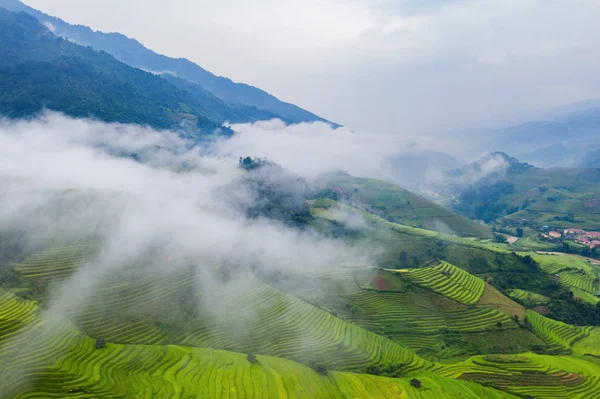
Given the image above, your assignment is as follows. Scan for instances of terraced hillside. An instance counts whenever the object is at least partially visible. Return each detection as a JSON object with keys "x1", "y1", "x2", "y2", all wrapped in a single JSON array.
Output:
[
  {"x1": 3, "y1": 240, "x2": 600, "y2": 397},
  {"x1": 508, "y1": 289, "x2": 549, "y2": 306},
  {"x1": 455, "y1": 166, "x2": 600, "y2": 231},
  {"x1": 310, "y1": 199, "x2": 538, "y2": 273},
  {"x1": 321, "y1": 173, "x2": 493, "y2": 238},
  {"x1": 444, "y1": 353, "x2": 600, "y2": 399},
  {"x1": 10, "y1": 247, "x2": 432, "y2": 375},
  {"x1": 278, "y1": 266, "x2": 543, "y2": 361},
  {"x1": 0, "y1": 296, "x2": 514, "y2": 399},
  {"x1": 532, "y1": 252, "x2": 600, "y2": 303},
  {"x1": 526, "y1": 310, "x2": 593, "y2": 354},
  {"x1": 401, "y1": 261, "x2": 485, "y2": 305}
]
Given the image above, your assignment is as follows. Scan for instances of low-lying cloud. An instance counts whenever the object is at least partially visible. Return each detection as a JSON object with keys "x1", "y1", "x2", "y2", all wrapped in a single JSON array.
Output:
[
  {"x1": 0, "y1": 113, "x2": 392, "y2": 393},
  {"x1": 0, "y1": 113, "x2": 381, "y2": 322},
  {"x1": 219, "y1": 118, "x2": 462, "y2": 180}
]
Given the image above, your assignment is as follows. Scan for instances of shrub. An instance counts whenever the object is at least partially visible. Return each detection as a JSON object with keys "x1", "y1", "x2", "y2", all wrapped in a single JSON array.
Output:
[
  {"x1": 247, "y1": 353, "x2": 258, "y2": 364},
  {"x1": 410, "y1": 379, "x2": 422, "y2": 388}
]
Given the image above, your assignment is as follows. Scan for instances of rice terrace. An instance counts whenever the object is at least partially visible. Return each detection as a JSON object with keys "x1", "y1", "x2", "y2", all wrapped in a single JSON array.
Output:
[{"x1": 1, "y1": 0, "x2": 600, "y2": 398}]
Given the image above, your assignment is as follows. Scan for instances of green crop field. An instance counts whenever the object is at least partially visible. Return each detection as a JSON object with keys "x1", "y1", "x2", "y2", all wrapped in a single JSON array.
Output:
[
  {"x1": 1, "y1": 197, "x2": 600, "y2": 397},
  {"x1": 508, "y1": 289, "x2": 549, "y2": 306},
  {"x1": 529, "y1": 252, "x2": 600, "y2": 303},
  {"x1": 322, "y1": 173, "x2": 493, "y2": 239},
  {"x1": 525, "y1": 310, "x2": 593, "y2": 354},
  {"x1": 451, "y1": 166, "x2": 600, "y2": 231},
  {"x1": 401, "y1": 261, "x2": 485, "y2": 305}
]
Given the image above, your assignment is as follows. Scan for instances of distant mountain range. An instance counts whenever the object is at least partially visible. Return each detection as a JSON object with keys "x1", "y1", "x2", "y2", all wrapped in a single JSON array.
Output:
[
  {"x1": 0, "y1": 0, "x2": 333, "y2": 126},
  {"x1": 1, "y1": 8, "x2": 274, "y2": 135},
  {"x1": 480, "y1": 106, "x2": 600, "y2": 168}
]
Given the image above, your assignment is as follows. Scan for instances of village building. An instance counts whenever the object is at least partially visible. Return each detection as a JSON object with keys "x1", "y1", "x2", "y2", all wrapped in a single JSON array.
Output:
[
  {"x1": 564, "y1": 228, "x2": 586, "y2": 236},
  {"x1": 576, "y1": 237, "x2": 591, "y2": 245},
  {"x1": 549, "y1": 231, "x2": 562, "y2": 239}
]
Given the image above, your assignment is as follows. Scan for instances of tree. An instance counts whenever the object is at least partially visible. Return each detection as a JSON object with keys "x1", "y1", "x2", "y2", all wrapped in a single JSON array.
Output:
[
  {"x1": 365, "y1": 365, "x2": 382, "y2": 376},
  {"x1": 410, "y1": 379, "x2": 422, "y2": 388},
  {"x1": 309, "y1": 363, "x2": 328, "y2": 376},
  {"x1": 247, "y1": 353, "x2": 258, "y2": 364},
  {"x1": 516, "y1": 228, "x2": 524, "y2": 238},
  {"x1": 495, "y1": 234, "x2": 508, "y2": 244}
]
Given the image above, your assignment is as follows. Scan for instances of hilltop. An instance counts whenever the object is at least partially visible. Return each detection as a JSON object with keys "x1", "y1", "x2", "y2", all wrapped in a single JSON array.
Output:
[{"x1": 320, "y1": 172, "x2": 493, "y2": 239}]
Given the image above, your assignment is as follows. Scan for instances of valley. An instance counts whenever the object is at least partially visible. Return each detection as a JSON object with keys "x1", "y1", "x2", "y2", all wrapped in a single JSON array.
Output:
[{"x1": 0, "y1": 1, "x2": 599, "y2": 398}]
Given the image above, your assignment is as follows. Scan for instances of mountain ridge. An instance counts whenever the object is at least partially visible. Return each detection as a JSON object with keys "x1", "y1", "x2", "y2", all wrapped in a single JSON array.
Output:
[
  {"x1": 0, "y1": 8, "x2": 293, "y2": 136},
  {"x1": 0, "y1": 0, "x2": 335, "y2": 126}
]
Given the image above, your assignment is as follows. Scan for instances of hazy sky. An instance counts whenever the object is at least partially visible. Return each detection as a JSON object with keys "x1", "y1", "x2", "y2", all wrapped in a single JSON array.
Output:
[{"x1": 24, "y1": 0, "x2": 600, "y2": 133}]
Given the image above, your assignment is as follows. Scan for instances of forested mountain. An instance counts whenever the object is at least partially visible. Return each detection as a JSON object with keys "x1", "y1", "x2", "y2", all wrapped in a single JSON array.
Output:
[
  {"x1": 0, "y1": 8, "x2": 287, "y2": 135},
  {"x1": 448, "y1": 153, "x2": 600, "y2": 230},
  {"x1": 0, "y1": 0, "x2": 333, "y2": 125}
]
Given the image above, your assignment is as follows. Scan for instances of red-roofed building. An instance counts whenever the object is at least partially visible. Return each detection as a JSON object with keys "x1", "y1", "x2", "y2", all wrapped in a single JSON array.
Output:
[{"x1": 576, "y1": 237, "x2": 591, "y2": 245}]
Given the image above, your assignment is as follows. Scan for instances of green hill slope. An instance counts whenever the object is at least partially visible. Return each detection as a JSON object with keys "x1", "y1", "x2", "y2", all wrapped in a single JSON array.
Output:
[
  {"x1": 0, "y1": 293, "x2": 516, "y2": 399},
  {"x1": 0, "y1": 0, "x2": 333, "y2": 125},
  {"x1": 0, "y1": 8, "x2": 281, "y2": 135},
  {"x1": 4, "y1": 243, "x2": 600, "y2": 398},
  {"x1": 322, "y1": 174, "x2": 493, "y2": 239},
  {"x1": 452, "y1": 163, "x2": 600, "y2": 231}
]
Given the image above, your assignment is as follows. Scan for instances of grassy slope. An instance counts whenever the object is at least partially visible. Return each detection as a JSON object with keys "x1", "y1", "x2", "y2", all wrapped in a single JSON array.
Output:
[
  {"x1": 531, "y1": 252, "x2": 600, "y2": 304},
  {"x1": 494, "y1": 168, "x2": 600, "y2": 230},
  {"x1": 324, "y1": 174, "x2": 493, "y2": 239},
  {"x1": 311, "y1": 199, "x2": 541, "y2": 277},
  {"x1": 280, "y1": 266, "x2": 542, "y2": 361},
  {"x1": 10, "y1": 247, "x2": 432, "y2": 375},
  {"x1": 3, "y1": 243, "x2": 600, "y2": 397},
  {"x1": 0, "y1": 294, "x2": 512, "y2": 399},
  {"x1": 508, "y1": 289, "x2": 549, "y2": 307}
]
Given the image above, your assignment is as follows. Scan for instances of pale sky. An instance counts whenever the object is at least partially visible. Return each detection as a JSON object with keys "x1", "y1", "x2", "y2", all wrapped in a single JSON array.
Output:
[{"x1": 24, "y1": 0, "x2": 600, "y2": 133}]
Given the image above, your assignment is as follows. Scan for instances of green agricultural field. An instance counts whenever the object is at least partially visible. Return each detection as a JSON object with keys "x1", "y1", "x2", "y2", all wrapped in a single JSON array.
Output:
[
  {"x1": 572, "y1": 327, "x2": 600, "y2": 357},
  {"x1": 2, "y1": 208, "x2": 600, "y2": 397},
  {"x1": 512, "y1": 234, "x2": 559, "y2": 251},
  {"x1": 442, "y1": 352, "x2": 600, "y2": 398},
  {"x1": 525, "y1": 310, "x2": 593, "y2": 354},
  {"x1": 0, "y1": 298, "x2": 515, "y2": 399},
  {"x1": 530, "y1": 252, "x2": 600, "y2": 303},
  {"x1": 458, "y1": 167, "x2": 600, "y2": 231},
  {"x1": 322, "y1": 173, "x2": 493, "y2": 238},
  {"x1": 401, "y1": 261, "x2": 486, "y2": 305},
  {"x1": 508, "y1": 289, "x2": 549, "y2": 306}
]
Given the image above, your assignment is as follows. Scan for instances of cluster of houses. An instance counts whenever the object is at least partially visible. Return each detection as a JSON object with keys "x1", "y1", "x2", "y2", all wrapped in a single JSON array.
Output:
[{"x1": 564, "y1": 229, "x2": 600, "y2": 248}]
